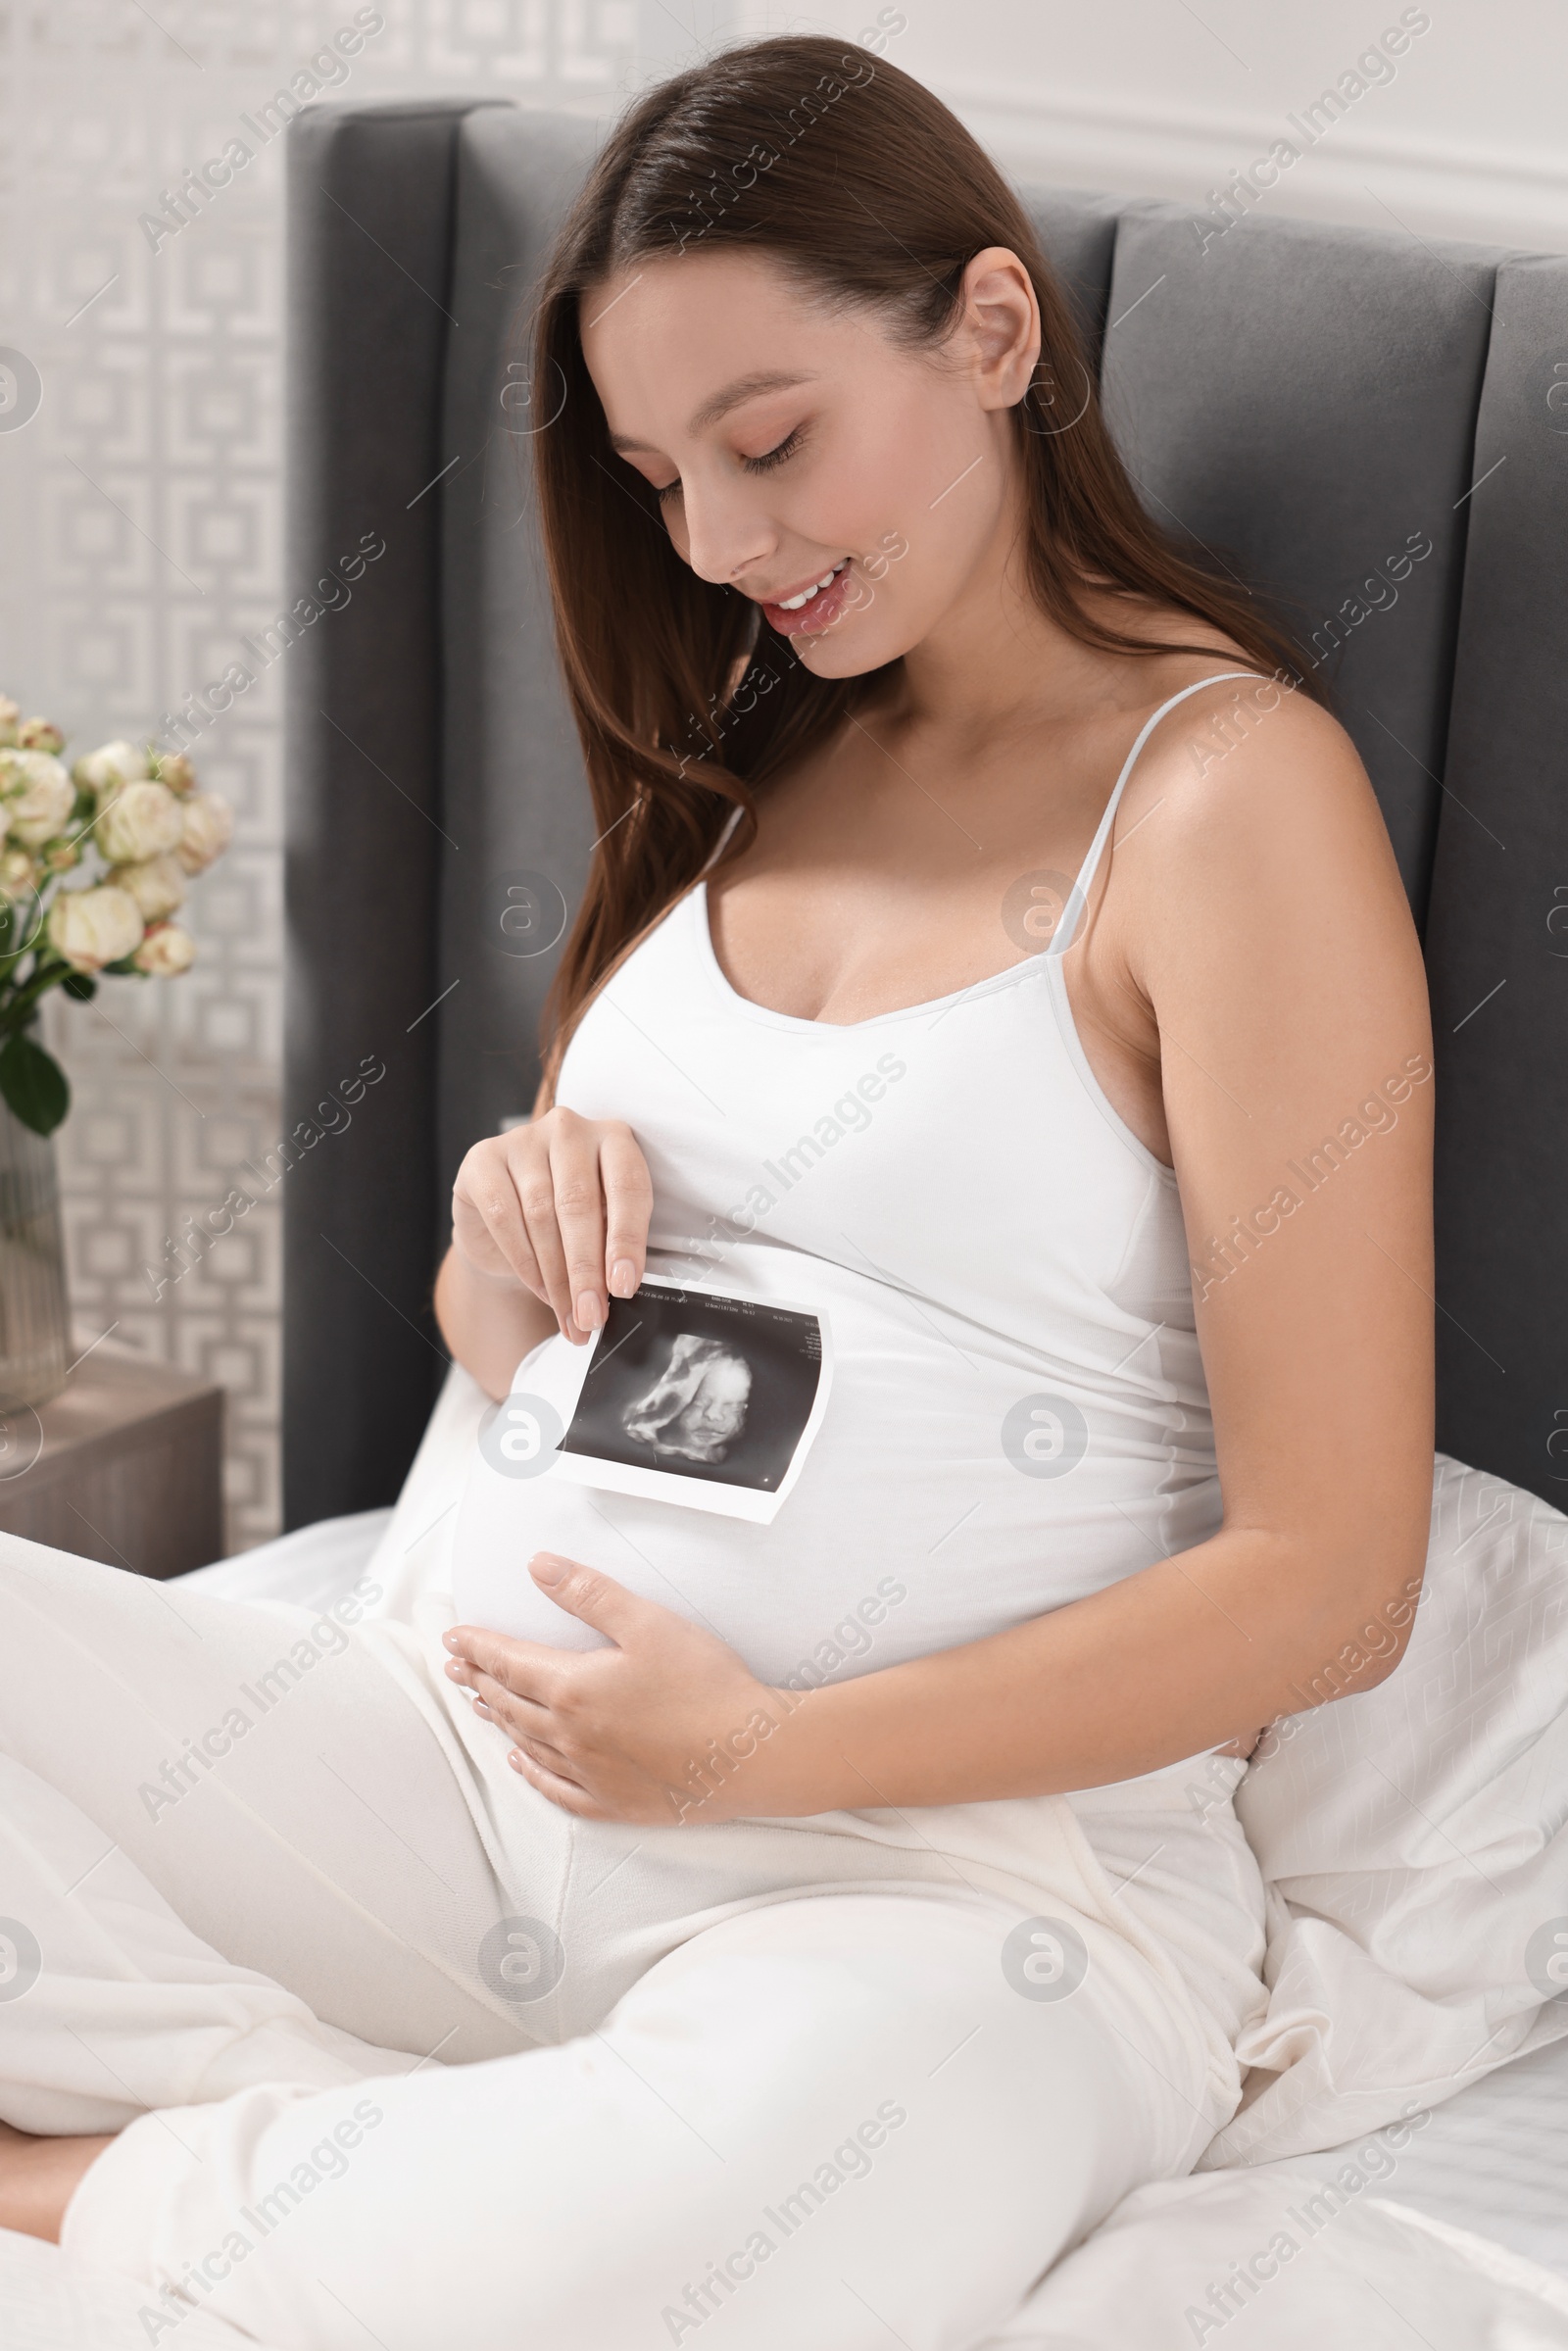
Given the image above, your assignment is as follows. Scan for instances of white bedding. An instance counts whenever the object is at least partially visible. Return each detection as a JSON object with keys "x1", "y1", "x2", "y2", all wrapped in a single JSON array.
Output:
[
  {"x1": 7, "y1": 1369, "x2": 1568, "y2": 2346},
  {"x1": 1207, "y1": 1452, "x2": 1568, "y2": 2170},
  {"x1": 1355, "y1": 2026, "x2": 1568, "y2": 2278},
  {"x1": 990, "y1": 2168, "x2": 1568, "y2": 2347}
]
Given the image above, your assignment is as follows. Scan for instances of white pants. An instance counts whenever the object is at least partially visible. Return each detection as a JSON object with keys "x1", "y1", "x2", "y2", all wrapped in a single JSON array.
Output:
[{"x1": 0, "y1": 1533, "x2": 1267, "y2": 2351}]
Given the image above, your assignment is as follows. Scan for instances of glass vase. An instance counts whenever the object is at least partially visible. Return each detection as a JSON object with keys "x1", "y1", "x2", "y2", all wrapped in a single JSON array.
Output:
[{"x1": 0, "y1": 1099, "x2": 70, "y2": 1410}]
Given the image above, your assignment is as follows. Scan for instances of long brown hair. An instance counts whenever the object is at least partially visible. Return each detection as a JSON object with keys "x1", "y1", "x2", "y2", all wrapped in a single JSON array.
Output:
[{"x1": 530, "y1": 34, "x2": 1320, "y2": 1102}]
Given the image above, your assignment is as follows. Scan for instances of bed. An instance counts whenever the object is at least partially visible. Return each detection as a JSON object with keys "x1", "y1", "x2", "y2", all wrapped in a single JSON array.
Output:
[{"x1": 6, "y1": 1361, "x2": 1568, "y2": 2345}]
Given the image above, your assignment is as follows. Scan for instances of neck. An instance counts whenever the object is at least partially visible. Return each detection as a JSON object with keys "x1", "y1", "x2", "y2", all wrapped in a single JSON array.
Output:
[{"x1": 883, "y1": 464, "x2": 1125, "y2": 743}]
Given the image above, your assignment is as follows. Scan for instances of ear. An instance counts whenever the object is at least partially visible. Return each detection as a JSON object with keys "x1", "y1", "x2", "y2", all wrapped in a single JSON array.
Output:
[{"x1": 955, "y1": 245, "x2": 1041, "y2": 413}]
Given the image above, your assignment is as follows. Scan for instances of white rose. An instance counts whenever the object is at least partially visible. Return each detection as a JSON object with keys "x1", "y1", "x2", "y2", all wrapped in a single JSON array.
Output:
[
  {"x1": 174, "y1": 789, "x2": 234, "y2": 875},
  {"x1": 95, "y1": 779, "x2": 183, "y2": 865},
  {"x1": 112, "y1": 854, "x2": 187, "y2": 921},
  {"x1": 48, "y1": 884, "x2": 144, "y2": 972},
  {"x1": 72, "y1": 739, "x2": 149, "y2": 794},
  {"x1": 0, "y1": 750, "x2": 76, "y2": 847},
  {"x1": 132, "y1": 921, "x2": 195, "y2": 977},
  {"x1": 0, "y1": 698, "x2": 19, "y2": 748},
  {"x1": 0, "y1": 848, "x2": 37, "y2": 898},
  {"x1": 153, "y1": 751, "x2": 197, "y2": 796}
]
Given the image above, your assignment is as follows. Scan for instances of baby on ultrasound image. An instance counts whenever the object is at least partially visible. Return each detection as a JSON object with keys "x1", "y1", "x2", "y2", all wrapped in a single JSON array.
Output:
[
  {"x1": 622, "y1": 1334, "x2": 754, "y2": 1463},
  {"x1": 560, "y1": 1281, "x2": 824, "y2": 1495}
]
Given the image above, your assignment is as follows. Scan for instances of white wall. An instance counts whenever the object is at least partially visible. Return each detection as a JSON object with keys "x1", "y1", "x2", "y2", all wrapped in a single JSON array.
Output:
[{"x1": 743, "y1": 0, "x2": 1568, "y2": 251}]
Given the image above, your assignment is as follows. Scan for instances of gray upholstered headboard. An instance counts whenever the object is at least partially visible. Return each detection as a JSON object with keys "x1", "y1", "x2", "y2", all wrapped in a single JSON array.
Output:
[{"x1": 280, "y1": 97, "x2": 1568, "y2": 1531}]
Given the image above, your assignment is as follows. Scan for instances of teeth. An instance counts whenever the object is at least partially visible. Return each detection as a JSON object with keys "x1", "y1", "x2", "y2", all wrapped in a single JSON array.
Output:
[{"x1": 776, "y1": 563, "x2": 846, "y2": 612}]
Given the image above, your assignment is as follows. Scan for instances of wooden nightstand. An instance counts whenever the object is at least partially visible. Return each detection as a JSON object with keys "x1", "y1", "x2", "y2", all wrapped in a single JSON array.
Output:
[{"x1": 0, "y1": 1331, "x2": 224, "y2": 1579}]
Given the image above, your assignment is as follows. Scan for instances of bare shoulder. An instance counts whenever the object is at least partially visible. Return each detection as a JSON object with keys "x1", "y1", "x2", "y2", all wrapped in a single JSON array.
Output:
[
  {"x1": 1108, "y1": 663, "x2": 1411, "y2": 971},
  {"x1": 1071, "y1": 601, "x2": 1377, "y2": 868},
  {"x1": 1138, "y1": 664, "x2": 1370, "y2": 822}
]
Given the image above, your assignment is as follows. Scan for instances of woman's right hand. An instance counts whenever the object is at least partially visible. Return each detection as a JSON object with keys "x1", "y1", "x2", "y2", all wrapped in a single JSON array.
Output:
[{"x1": 450, "y1": 1108, "x2": 654, "y2": 1346}]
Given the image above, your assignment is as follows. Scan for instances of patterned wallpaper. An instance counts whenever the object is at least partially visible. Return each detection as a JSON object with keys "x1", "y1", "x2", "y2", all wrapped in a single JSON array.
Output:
[{"x1": 0, "y1": 0, "x2": 726, "y2": 1551}]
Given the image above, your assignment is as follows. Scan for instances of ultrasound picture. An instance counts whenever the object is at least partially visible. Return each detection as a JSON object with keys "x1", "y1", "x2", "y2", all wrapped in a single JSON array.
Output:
[{"x1": 558, "y1": 1281, "x2": 825, "y2": 1498}]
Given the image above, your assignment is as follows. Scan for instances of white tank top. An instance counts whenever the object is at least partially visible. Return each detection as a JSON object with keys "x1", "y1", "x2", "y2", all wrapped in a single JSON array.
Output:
[{"x1": 453, "y1": 673, "x2": 1260, "y2": 1684}]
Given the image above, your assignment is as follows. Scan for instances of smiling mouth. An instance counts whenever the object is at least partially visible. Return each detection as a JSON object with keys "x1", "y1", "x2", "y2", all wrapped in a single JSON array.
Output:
[
  {"x1": 758, "y1": 559, "x2": 858, "y2": 639},
  {"x1": 770, "y1": 559, "x2": 850, "y2": 612}
]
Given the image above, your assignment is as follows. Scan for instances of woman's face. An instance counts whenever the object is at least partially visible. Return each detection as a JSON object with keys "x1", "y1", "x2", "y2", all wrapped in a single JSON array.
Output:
[{"x1": 579, "y1": 245, "x2": 1039, "y2": 679}]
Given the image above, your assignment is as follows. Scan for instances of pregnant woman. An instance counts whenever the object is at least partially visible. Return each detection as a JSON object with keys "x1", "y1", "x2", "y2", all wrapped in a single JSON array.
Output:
[{"x1": 0, "y1": 35, "x2": 1434, "y2": 2351}]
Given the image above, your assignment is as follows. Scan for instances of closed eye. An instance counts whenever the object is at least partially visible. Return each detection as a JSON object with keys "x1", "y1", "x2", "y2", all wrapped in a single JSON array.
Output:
[
  {"x1": 651, "y1": 423, "x2": 806, "y2": 505},
  {"x1": 743, "y1": 426, "x2": 805, "y2": 475}
]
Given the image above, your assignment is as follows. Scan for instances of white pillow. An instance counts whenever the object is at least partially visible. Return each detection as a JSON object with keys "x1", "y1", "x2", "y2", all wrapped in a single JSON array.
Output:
[{"x1": 1200, "y1": 1452, "x2": 1568, "y2": 2167}]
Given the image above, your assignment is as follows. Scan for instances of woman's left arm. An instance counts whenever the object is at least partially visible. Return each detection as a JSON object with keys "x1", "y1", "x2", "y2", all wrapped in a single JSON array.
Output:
[{"x1": 446, "y1": 691, "x2": 1437, "y2": 1819}]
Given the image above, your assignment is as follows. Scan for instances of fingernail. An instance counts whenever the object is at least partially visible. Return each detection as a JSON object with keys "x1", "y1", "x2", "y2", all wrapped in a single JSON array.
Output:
[
  {"x1": 442, "y1": 1631, "x2": 461, "y2": 1651},
  {"x1": 575, "y1": 1291, "x2": 603, "y2": 1332},
  {"x1": 530, "y1": 1552, "x2": 565, "y2": 1585},
  {"x1": 610, "y1": 1259, "x2": 638, "y2": 1298}
]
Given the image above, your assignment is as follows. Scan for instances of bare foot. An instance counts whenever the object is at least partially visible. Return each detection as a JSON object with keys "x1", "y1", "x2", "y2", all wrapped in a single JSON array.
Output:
[{"x1": 0, "y1": 2118, "x2": 117, "y2": 2243}]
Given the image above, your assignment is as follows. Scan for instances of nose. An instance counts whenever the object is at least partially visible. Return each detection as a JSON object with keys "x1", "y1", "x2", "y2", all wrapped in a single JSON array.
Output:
[{"x1": 674, "y1": 471, "x2": 777, "y2": 590}]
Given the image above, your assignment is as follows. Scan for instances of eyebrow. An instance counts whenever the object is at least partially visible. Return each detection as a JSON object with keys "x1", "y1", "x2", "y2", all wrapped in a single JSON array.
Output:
[{"x1": 606, "y1": 369, "x2": 817, "y2": 455}]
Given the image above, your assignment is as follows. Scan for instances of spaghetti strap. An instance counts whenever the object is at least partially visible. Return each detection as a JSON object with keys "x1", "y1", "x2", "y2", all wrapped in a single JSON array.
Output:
[{"x1": 1044, "y1": 669, "x2": 1263, "y2": 958}]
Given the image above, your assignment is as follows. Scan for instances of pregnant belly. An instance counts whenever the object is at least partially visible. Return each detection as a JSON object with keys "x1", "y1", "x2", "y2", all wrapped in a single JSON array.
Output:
[{"x1": 450, "y1": 1247, "x2": 1220, "y2": 1688}]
